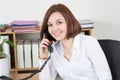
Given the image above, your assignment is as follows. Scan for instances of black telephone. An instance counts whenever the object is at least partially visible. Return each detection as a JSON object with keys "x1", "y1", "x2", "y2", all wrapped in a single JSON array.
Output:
[
  {"x1": 47, "y1": 44, "x2": 53, "y2": 53},
  {"x1": 44, "y1": 31, "x2": 53, "y2": 53}
]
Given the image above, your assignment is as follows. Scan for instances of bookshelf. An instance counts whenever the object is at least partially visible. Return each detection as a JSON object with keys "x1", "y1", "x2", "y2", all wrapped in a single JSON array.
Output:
[{"x1": 0, "y1": 26, "x2": 93, "y2": 73}]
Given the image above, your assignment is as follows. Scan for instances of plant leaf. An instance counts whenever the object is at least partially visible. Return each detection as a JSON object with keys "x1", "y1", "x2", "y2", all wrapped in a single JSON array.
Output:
[
  {"x1": 0, "y1": 44, "x2": 3, "y2": 53},
  {"x1": 4, "y1": 39, "x2": 14, "y2": 47}
]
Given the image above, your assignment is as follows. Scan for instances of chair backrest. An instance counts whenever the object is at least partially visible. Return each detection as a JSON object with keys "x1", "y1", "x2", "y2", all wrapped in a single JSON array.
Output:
[{"x1": 98, "y1": 39, "x2": 120, "y2": 80}]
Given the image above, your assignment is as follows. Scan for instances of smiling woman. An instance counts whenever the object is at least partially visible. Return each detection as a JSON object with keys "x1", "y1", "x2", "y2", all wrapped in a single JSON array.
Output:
[{"x1": 39, "y1": 3, "x2": 112, "y2": 80}]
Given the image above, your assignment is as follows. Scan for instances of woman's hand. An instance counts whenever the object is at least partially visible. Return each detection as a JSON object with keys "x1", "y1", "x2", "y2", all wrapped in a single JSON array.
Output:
[{"x1": 39, "y1": 39, "x2": 50, "y2": 59}]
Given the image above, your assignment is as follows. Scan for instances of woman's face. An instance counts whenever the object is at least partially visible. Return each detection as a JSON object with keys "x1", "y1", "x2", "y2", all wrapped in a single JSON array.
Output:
[{"x1": 47, "y1": 12, "x2": 67, "y2": 41}]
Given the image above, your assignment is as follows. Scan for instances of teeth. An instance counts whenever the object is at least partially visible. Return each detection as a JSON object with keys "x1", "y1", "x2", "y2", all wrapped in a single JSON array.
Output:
[{"x1": 54, "y1": 32, "x2": 61, "y2": 36}]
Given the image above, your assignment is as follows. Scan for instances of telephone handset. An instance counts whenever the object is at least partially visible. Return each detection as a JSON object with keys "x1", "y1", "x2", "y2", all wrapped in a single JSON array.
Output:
[{"x1": 44, "y1": 31, "x2": 53, "y2": 53}]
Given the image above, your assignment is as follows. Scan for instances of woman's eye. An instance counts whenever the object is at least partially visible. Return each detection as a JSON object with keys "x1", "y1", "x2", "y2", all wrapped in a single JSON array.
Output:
[
  {"x1": 57, "y1": 21, "x2": 62, "y2": 25},
  {"x1": 48, "y1": 24, "x2": 52, "y2": 27}
]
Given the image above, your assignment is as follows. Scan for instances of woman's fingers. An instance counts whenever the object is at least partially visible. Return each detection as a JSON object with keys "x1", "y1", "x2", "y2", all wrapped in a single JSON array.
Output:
[
  {"x1": 41, "y1": 39, "x2": 49, "y2": 46},
  {"x1": 39, "y1": 39, "x2": 50, "y2": 58}
]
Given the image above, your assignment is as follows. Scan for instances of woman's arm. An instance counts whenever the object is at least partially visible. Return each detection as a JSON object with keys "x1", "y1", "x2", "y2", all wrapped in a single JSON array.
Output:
[
  {"x1": 39, "y1": 59, "x2": 51, "y2": 80},
  {"x1": 39, "y1": 38, "x2": 57, "y2": 80},
  {"x1": 39, "y1": 58, "x2": 57, "y2": 80}
]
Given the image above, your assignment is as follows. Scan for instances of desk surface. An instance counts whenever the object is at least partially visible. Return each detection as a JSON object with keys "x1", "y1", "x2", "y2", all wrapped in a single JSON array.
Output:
[{"x1": 10, "y1": 72, "x2": 39, "y2": 80}]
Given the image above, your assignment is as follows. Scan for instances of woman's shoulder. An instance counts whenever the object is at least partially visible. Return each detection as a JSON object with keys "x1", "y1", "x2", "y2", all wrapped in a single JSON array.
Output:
[
  {"x1": 74, "y1": 33, "x2": 98, "y2": 46},
  {"x1": 73, "y1": 33, "x2": 99, "y2": 50}
]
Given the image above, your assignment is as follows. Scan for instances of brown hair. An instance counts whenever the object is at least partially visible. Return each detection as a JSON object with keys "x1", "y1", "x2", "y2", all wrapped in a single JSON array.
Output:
[{"x1": 40, "y1": 3, "x2": 81, "y2": 41}]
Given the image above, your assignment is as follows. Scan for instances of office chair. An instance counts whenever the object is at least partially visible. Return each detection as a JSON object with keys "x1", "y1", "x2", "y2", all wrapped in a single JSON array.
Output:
[{"x1": 98, "y1": 39, "x2": 120, "y2": 80}]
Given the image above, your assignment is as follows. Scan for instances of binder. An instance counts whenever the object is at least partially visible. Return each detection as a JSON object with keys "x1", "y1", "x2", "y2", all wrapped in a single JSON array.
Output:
[
  {"x1": 17, "y1": 40, "x2": 24, "y2": 68},
  {"x1": 23, "y1": 40, "x2": 32, "y2": 68},
  {"x1": 31, "y1": 40, "x2": 39, "y2": 67}
]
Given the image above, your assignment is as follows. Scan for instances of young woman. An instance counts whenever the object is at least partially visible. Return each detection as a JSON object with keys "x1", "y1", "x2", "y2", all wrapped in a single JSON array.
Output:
[{"x1": 39, "y1": 3, "x2": 112, "y2": 80}]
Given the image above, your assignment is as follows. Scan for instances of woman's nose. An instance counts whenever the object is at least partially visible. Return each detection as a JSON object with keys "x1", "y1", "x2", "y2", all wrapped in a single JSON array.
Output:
[{"x1": 52, "y1": 24, "x2": 58, "y2": 31}]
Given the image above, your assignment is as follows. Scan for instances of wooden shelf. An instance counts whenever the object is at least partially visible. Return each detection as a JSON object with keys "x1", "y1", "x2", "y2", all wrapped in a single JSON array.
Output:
[
  {"x1": 17, "y1": 67, "x2": 39, "y2": 71},
  {"x1": 10, "y1": 72, "x2": 39, "y2": 80}
]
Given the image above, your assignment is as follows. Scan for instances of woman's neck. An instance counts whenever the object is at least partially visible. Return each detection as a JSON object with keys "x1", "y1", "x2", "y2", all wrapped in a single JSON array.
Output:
[
  {"x1": 61, "y1": 38, "x2": 74, "y2": 50},
  {"x1": 61, "y1": 38, "x2": 74, "y2": 61}
]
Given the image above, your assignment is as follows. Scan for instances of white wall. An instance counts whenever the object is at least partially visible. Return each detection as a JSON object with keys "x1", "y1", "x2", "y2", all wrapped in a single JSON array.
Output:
[{"x1": 0, "y1": 0, "x2": 120, "y2": 40}]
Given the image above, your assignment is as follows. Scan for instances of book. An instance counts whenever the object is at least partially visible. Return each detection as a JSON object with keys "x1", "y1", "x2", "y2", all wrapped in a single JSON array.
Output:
[
  {"x1": 11, "y1": 25, "x2": 38, "y2": 28},
  {"x1": 16, "y1": 40, "x2": 24, "y2": 68},
  {"x1": 31, "y1": 40, "x2": 39, "y2": 67},
  {"x1": 11, "y1": 26, "x2": 39, "y2": 33},
  {"x1": 11, "y1": 20, "x2": 38, "y2": 26},
  {"x1": 12, "y1": 28, "x2": 39, "y2": 33},
  {"x1": 78, "y1": 19, "x2": 94, "y2": 28},
  {"x1": 23, "y1": 40, "x2": 32, "y2": 68}
]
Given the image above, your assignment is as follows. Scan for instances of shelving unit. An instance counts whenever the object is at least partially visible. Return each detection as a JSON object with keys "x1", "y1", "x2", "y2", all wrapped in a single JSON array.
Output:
[
  {"x1": 0, "y1": 27, "x2": 93, "y2": 73},
  {"x1": 82, "y1": 28, "x2": 93, "y2": 35}
]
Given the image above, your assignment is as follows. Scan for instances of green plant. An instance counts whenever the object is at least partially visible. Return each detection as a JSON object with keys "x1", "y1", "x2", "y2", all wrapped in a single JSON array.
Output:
[{"x1": 0, "y1": 34, "x2": 14, "y2": 59}]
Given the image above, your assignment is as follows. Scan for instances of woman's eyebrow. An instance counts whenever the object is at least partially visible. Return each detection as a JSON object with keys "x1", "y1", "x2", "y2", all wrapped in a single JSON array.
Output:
[
  {"x1": 48, "y1": 19, "x2": 63, "y2": 23},
  {"x1": 56, "y1": 19, "x2": 63, "y2": 21}
]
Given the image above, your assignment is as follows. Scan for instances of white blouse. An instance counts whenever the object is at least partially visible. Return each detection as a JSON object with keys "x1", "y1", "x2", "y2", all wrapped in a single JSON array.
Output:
[{"x1": 39, "y1": 34, "x2": 112, "y2": 80}]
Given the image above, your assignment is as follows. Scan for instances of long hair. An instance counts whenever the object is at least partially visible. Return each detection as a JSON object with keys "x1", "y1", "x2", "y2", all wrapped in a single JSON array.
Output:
[{"x1": 40, "y1": 3, "x2": 81, "y2": 41}]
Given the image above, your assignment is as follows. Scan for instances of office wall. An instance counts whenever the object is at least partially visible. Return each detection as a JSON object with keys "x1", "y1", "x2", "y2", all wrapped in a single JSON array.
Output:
[{"x1": 0, "y1": 0, "x2": 120, "y2": 40}]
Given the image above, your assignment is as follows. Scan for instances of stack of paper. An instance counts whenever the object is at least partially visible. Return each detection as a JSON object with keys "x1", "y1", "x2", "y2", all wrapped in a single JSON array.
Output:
[
  {"x1": 10, "y1": 21, "x2": 39, "y2": 33},
  {"x1": 78, "y1": 19, "x2": 94, "y2": 28}
]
